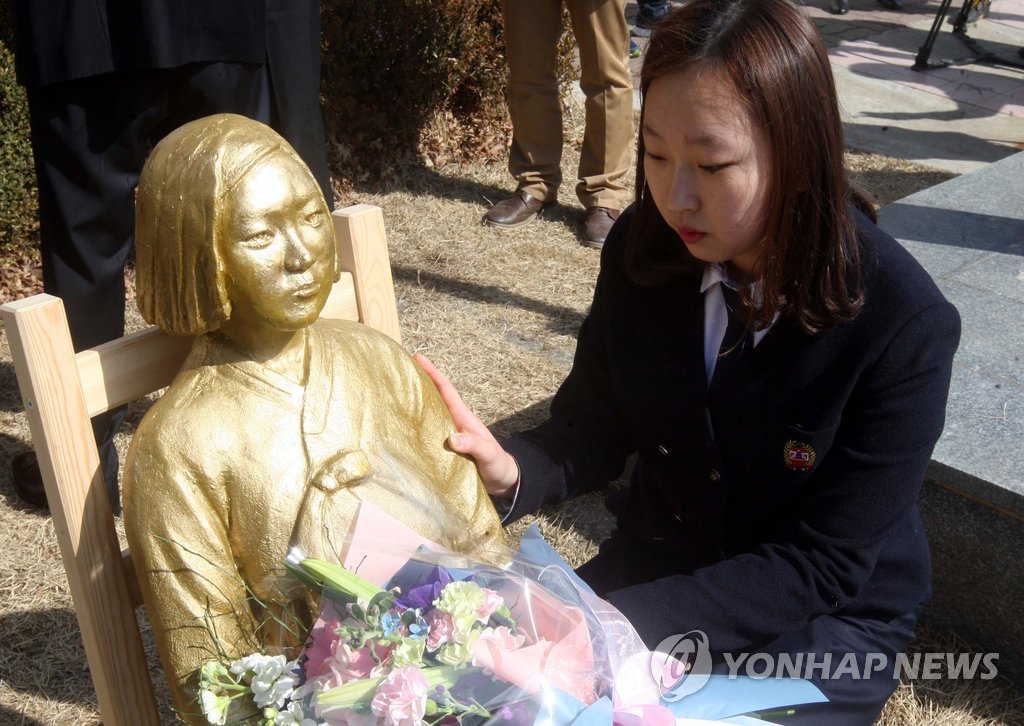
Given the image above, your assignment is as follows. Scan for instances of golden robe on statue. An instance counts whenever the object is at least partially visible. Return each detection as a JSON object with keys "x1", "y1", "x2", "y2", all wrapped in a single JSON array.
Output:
[{"x1": 124, "y1": 320, "x2": 503, "y2": 719}]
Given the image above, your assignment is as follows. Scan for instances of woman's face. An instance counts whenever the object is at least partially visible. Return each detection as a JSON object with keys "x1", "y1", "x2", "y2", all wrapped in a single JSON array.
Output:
[
  {"x1": 642, "y1": 66, "x2": 772, "y2": 281},
  {"x1": 220, "y1": 150, "x2": 334, "y2": 332}
]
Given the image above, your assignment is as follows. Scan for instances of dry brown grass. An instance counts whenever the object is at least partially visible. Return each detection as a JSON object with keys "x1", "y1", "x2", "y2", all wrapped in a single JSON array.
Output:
[{"x1": 0, "y1": 101, "x2": 1018, "y2": 724}]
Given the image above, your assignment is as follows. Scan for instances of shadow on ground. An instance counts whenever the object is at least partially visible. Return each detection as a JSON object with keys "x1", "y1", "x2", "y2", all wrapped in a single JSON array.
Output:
[
  {"x1": 0, "y1": 608, "x2": 96, "y2": 707},
  {"x1": 391, "y1": 265, "x2": 587, "y2": 339}
]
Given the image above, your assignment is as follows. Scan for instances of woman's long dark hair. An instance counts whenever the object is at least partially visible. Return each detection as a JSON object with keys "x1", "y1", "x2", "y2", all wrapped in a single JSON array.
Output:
[{"x1": 627, "y1": 0, "x2": 872, "y2": 333}]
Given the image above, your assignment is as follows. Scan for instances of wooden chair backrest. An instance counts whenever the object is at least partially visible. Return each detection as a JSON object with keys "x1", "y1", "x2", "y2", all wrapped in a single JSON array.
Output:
[{"x1": 1, "y1": 204, "x2": 400, "y2": 724}]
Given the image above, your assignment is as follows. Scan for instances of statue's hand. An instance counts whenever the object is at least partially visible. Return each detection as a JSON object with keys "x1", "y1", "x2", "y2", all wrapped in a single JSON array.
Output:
[{"x1": 414, "y1": 353, "x2": 519, "y2": 499}]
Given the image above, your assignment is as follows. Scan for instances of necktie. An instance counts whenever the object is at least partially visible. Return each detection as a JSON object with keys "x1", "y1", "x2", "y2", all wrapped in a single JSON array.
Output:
[{"x1": 711, "y1": 284, "x2": 749, "y2": 391}]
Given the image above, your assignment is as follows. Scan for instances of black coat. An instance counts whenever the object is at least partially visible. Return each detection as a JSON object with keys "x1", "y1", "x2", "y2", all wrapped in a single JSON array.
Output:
[
  {"x1": 12, "y1": 0, "x2": 266, "y2": 87},
  {"x1": 503, "y1": 206, "x2": 960, "y2": 654},
  {"x1": 12, "y1": 0, "x2": 329, "y2": 207}
]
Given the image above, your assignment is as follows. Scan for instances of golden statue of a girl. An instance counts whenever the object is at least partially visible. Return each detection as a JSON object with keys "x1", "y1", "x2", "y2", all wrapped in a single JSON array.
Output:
[{"x1": 122, "y1": 114, "x2": 504, "y2": 722}]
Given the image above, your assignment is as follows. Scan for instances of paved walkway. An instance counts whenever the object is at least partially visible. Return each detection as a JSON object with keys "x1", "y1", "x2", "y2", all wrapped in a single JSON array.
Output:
[{"x1": 628, "y1": 0, "x2": 1024, "y2": 173}]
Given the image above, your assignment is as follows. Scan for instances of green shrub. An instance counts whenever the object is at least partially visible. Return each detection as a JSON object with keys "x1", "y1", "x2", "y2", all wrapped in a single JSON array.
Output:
[
  {"x1": 320, "y1": 0, "x2": 575, "y2": 185},
  {"x1": 0, "y1": 0, "x2": 40, "y2": 260},
  {"x1": 321, "y1": 0, "x2": 505, "y2": 184}
]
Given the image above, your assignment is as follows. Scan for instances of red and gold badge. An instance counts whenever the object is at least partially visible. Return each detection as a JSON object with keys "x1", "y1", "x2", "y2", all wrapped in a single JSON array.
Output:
[{"x1": 782, "y1": 440, "x2": 816, "y2": 470}]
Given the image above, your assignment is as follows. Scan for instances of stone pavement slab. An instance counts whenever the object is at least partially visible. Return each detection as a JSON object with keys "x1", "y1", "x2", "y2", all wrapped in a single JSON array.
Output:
[
  {"x1": 879, "y1": 151, "x2": 1024, "y2": 514},
  {"x1": 879, "y1": 152, "x2": 1024, "y2": 682}
]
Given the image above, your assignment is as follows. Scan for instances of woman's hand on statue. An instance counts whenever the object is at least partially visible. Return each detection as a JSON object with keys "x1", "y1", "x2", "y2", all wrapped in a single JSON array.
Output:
[{"x1": 414, "y1": 354, "x2": 520, "y2": 499}]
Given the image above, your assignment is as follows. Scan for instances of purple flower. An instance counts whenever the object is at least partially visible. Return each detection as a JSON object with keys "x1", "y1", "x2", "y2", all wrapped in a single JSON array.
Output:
[
  {"x1": 496, "y1": 701, "x2": 535, "y2": 725},
  {"x1": 393, "y1": 566, "x2": 453, "y2": 611}
]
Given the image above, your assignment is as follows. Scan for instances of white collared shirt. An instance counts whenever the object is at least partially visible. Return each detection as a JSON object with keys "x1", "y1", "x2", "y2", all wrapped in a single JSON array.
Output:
[{"x1": 701, "y1": 263, "x2": 779, "y2": 385}]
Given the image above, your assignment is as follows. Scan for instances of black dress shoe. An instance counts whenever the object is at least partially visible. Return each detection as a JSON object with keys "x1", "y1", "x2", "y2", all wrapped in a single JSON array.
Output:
[
  {"x1": 483, "y1": 191, "x2": 552, "y2": 229},
  {"x1": 10, "y1": 451, "x2": 48, "y2": 509},
  {"x1": 10, "y1": 448, "x2": 122, "y2": 516},
  {"x1": 830, "y1": 0, "x2": 849, "y2": 15},
  {"x1": 876, "y1": 0, "x2": 902, "y2": 10}
]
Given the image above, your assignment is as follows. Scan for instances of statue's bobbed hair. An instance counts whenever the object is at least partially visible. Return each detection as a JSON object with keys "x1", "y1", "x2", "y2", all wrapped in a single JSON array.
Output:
[{"x1": 135, "y1": 113, "x2": 333, "y2": 335}]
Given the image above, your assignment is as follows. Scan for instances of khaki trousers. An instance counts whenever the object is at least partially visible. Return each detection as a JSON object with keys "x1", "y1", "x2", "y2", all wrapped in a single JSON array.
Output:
[{"x1": 502, "y1": 0, "x2": 633, "y2": 210}]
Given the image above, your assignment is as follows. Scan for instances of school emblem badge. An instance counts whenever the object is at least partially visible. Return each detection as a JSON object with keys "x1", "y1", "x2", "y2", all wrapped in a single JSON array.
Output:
[{"x1": 783, "y1": 440, "x2": 816, "y2": 470}]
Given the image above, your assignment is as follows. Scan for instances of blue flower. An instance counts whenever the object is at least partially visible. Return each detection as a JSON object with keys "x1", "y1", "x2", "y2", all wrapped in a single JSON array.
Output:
[
  {"x1": 406, "y1": 610, "x2": 429, "y2": 639},
  {"x1": 380, "y1": 609, "x2": 403, "y2": 637}
]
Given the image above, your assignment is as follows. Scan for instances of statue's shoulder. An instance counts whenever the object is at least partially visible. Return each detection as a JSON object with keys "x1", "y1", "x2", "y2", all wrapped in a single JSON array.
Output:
[
  {"x1": 311, "y1": 319, "x2": 426, "y2": 401},
  {"x1": 131, "y1": 363, "x2": 232, "y2": 448},
  {"x1": 313, "y1": 318, "x2": 410, "y2": 363}
]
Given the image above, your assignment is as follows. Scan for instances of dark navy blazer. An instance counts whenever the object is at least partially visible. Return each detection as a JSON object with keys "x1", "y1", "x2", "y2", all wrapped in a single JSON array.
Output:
[{"x1": 503, "y1": 206, "x2": 960, "y2": 654}]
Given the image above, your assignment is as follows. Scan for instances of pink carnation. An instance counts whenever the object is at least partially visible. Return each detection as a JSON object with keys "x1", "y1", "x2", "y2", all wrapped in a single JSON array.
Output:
[
  {"x1": 425, "y1": 609, "x2": 454, "y2": 652},
  {"x1": 474, "y1": 588, "x2": 504, "y2": 624},
  {"x1": 304, "y1": 616, "x2": 344, "y2": 680},
  {"x1": 333, "y1": 642, "x2": 395, "y2": 685},
  {"x1": 370, "y1": 665, "x2": 429, "y2": 726},
  {"x1": 475, "y1": 625, "x2": 525, "y2": 654},
  {"x1": 310, "y1": 636, "x2": 396, "y2": 689}
]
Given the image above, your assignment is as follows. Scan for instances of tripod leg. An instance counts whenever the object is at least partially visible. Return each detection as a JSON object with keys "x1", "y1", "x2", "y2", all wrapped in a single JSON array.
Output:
[
  {"x1": 914, "y1": 0, "x2": 957, "y2": 70},
  {"x1": 951, "y1": 0, "x2": 975, "y2": 34}
]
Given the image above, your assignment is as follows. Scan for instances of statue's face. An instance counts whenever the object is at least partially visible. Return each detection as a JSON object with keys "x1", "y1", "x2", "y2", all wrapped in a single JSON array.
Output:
[{"x1": 220, "y1": 151, "x2": 334, "y2": 333}]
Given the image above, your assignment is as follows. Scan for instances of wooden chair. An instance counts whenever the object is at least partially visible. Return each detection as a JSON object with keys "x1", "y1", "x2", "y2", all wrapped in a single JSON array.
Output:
[{"x1": 1, "y1": 205, "x2": 400, "y2": 724}]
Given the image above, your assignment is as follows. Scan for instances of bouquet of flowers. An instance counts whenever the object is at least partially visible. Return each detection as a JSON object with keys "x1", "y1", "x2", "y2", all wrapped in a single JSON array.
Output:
[
  {"x1": 291, "y1": 552, "x2": 591, "y2": 724},
  {"x1": 195, "y1": 504, "x2": 826, "y2": 725}
]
